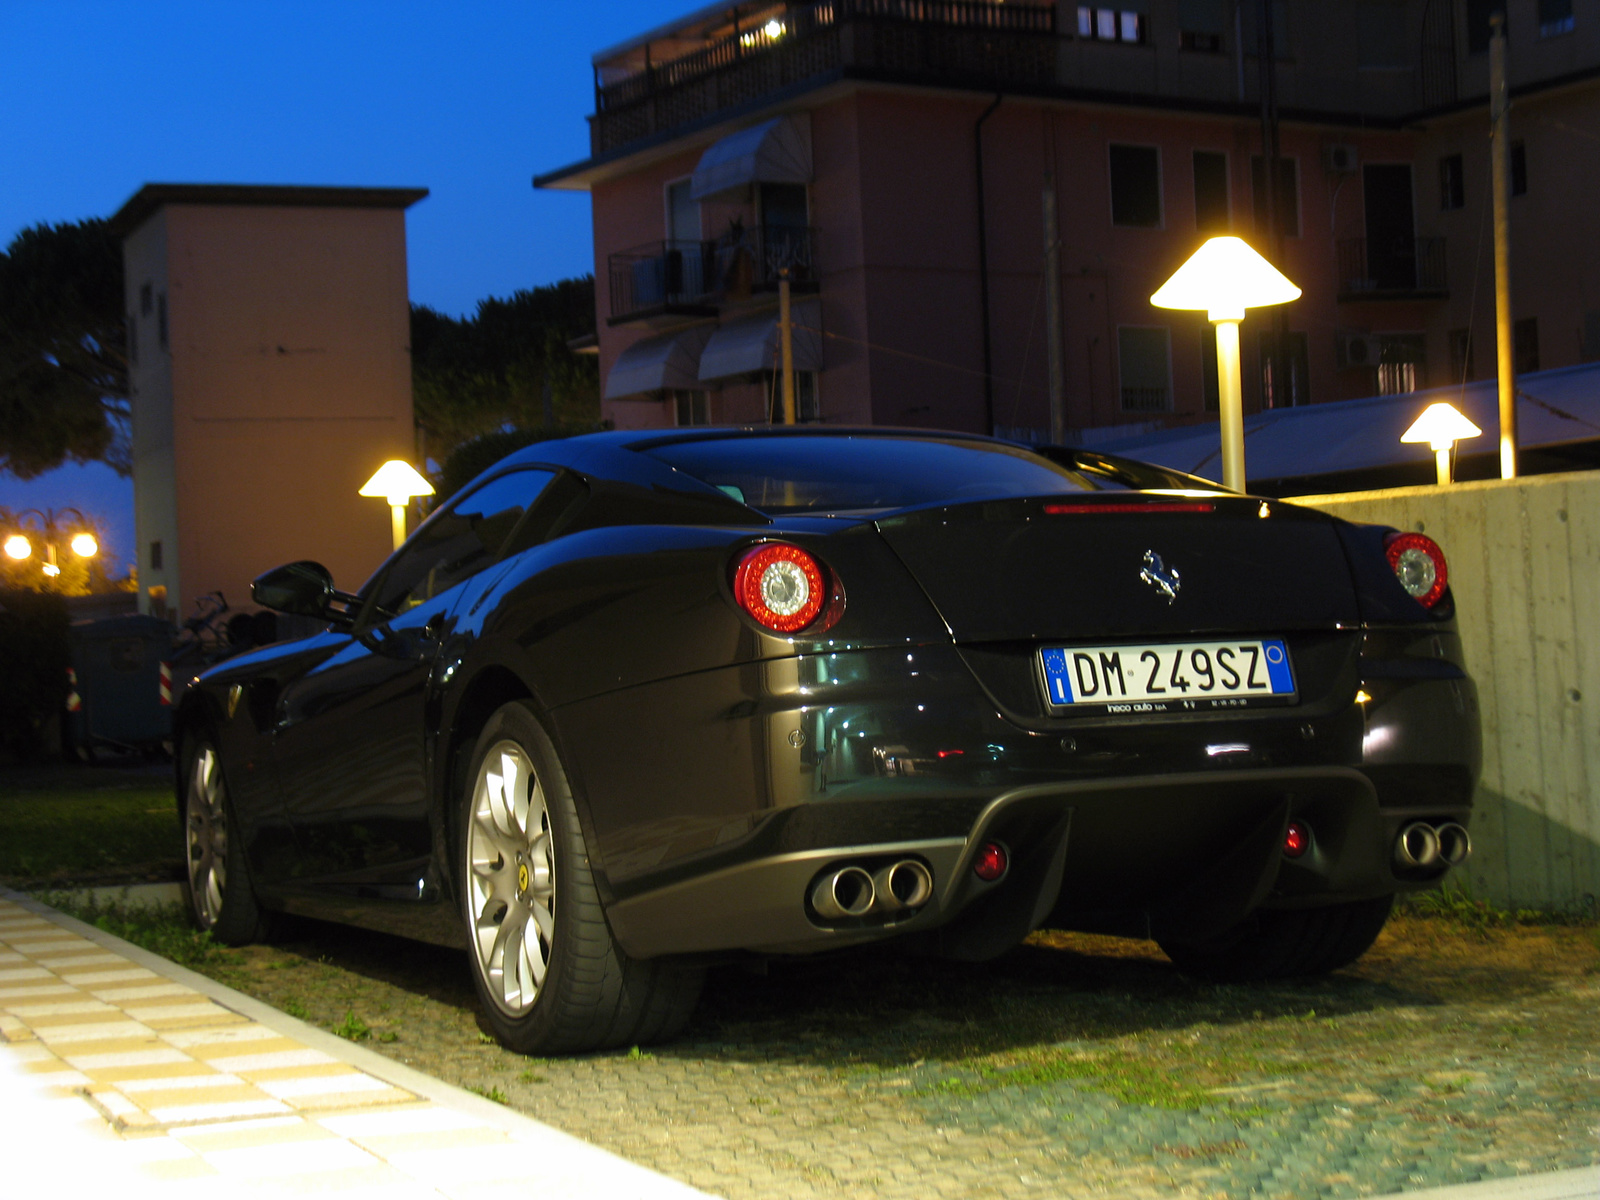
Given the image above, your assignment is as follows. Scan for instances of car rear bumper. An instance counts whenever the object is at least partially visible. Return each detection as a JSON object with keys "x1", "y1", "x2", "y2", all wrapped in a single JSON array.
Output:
[{"x1": 559, "y1": 639, "x2": 1479, "y2": 960}]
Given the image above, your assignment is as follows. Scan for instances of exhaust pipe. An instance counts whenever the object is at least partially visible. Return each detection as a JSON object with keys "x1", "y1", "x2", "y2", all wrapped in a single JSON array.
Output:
[
  {"x1": 810, "y1": 866, "x2": 875, "y2": 920},
  {"x1": 1394, "y1": 821, "x2": 1441, "y2": 870},
  {"x1": 872, "y1": 859, "x2": 934, "y2": 912},
  {"x1": 1436, "y1": 822, "x2": 1472, "y2": 866}
]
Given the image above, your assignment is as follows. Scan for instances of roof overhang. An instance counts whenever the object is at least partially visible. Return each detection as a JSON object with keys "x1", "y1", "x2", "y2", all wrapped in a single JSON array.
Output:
[{"x1": 110, "y1": 183, "x2": 429, "y2": 237}]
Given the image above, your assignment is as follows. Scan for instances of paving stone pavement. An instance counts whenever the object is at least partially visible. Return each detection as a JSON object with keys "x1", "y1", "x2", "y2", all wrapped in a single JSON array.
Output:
[
  {"x1": 4, "y1": 886, "x2": 1598, "y2": 1200},
  {"x1": 0, "y1": 892, "x2": 711, "y2": 1199}
]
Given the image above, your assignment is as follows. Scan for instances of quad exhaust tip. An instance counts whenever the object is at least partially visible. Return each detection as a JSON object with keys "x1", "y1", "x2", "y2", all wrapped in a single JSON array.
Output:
[
  {"x1": 809, "y1": 859, "x2": 934, "y2": 922},
  {"x1": 1394, "y1": 821, "x2": 1471, "y2": 871}
]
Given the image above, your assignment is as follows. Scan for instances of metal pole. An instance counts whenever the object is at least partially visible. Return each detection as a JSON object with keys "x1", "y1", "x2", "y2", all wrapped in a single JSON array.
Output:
[
  {"x1": 779, "y1": 269, "x2": 796, "y2": 425},
  {"x1": 1043, "y1": 168, "x2": 1066, "y2": 445},
  {"x1": 1435, "y1": 447, "x2": 1452, "y2": 487},
  {"x1": 389, "y1": 504, "x2": 406, "y2": 552},
  {"x1": 1215, "y1": 319, "x2": 1247, "y2": 492},
  {"x1": 1490, "y1": 13, "x2": 1518, "y2": 478}
]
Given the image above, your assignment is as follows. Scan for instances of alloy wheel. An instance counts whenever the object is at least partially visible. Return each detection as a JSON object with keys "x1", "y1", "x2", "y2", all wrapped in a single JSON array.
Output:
[
  {"x1": 466, "y1": 740, "x2": 555, "y2": 1016},
  {"x1": 185, "y1": 746, "x2": 227, "y2": 928}
]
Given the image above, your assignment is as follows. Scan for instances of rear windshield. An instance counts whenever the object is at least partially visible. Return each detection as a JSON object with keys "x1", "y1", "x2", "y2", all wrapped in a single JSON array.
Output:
[{"x1": 641, "y1": 435, "x2": 1120, "y2": 514}]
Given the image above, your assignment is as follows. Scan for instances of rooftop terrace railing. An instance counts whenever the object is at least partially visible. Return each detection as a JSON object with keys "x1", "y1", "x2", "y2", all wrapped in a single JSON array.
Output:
[{"x1": 593, "y1": 0, "x2": 1057, "y2": 154}]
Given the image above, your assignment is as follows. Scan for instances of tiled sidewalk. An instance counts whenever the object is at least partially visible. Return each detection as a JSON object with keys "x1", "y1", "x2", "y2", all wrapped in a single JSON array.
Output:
[{"x1": 0, "y1": 891, "x2": 715, "y2": 1199}]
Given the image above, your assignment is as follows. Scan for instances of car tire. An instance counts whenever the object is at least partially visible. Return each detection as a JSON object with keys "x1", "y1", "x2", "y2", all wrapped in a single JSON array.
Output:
[
  {"x1": 460, "y1": 701, "x2": 703, "y2": 1055},
  {"x1": 181, "y1": 736, "x2": 272, "y2": 946},
  {"x1": 1156, "y1": 894, "x2": 1395, "y2": 982}
]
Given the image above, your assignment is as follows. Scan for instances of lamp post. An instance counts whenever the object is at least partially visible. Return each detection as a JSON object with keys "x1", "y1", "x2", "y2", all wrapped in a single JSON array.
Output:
[
  {"x1": 1401, "y1": 402, "x2": 1482, "y2": 486},
  {"x1": 1150, "y1": 237, "x2": 1301, "y2": 492},
  {"x1": 1, "y1": 508, "x2": 99, "y2": 581},
  {"x1": 359, "y1": 461, "x2": 435, "y2": 551}
]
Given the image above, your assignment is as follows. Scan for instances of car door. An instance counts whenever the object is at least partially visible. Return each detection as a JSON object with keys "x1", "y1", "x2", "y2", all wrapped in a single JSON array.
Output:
[{"x1": 270, "y1": 468, "x2": 555, "y2": 893}]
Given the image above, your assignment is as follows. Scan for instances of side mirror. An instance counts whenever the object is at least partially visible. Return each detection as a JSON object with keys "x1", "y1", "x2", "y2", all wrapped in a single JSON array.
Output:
[{"x1": 251, "y1": 561, "x2": 338, "y2": 619}]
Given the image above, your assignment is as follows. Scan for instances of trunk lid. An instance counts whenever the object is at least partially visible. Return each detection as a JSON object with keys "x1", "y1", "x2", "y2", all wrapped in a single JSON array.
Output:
[{"x1": 874, "y1": 495, "x2": 1359, "y2": 642}]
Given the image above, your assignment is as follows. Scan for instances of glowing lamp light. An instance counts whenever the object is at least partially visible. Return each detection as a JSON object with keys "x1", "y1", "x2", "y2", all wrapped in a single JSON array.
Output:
[
  {"x1": 70, "y1": 532, "x2": 98, "y2": 558},
  {"x1": 42, "y1": 562, "x2": 61, "y2": 577},
  {"x1": 3, "y1": 534, "x2": 30, "y2": 561},
  {"x1": 1151, "y1": 237, "x2": 1302, "y2": 492},
  {"x1": 1401, "y1": 402, "x2": 1483, "y2": 485},
  {"x1": 360, "y1": 460, "x2": 435, "y2": 550},
  {"x1": 764, "y1": 18, "x2": 784, "y2": 36}
]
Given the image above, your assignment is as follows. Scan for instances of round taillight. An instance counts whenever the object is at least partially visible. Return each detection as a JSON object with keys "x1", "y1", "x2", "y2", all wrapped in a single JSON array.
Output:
[
  {"x1": 972, "y1": 842, "x2": 1008, "y2": 882},
  {"x1": 1385, "y1": 531, "x2": 1448, "y2": 609},
  {"x1": 1283, "y1": 821, "x2": 1310, "y2": 858},
  {"x1": 733, "y1": 542, "x2": 827, "y2": 633}
]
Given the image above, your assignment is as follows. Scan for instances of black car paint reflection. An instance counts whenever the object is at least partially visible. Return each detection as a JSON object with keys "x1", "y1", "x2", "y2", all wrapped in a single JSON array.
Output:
[{"x1": 179, "y1": 428, "x2": 1480, "y2": 1052}]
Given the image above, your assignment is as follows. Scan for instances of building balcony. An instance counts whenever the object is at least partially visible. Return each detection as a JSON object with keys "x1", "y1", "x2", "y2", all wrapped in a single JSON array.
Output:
[
  {"x1": 608, "y1": 226, "x2": 818, "y2": 325},
  {"x1": 1337, "y1": 237, "x2": 1448, "y2": 301},
  {"x1": 592, "y1": 0, "x2": 1058, "y2": 156}
]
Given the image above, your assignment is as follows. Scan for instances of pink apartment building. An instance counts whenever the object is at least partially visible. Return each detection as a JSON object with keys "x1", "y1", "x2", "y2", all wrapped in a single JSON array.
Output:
[{"x1": 536, "y1": 0, "x2": 1600, "y2": 442}]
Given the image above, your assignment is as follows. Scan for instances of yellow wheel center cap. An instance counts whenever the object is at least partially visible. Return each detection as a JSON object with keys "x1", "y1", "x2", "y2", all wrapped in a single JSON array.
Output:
[{"x1": 517, "y1": 862, "x2": 530, "y2": 894}]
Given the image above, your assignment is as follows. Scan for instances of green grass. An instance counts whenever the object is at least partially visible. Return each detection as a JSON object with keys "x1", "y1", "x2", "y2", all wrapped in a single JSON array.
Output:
[
  {"x1": 1399, "y1": 883, "x2": 1598, "y2": 934},
  {"x1": 40, "y1": 896, "x2": 223, "y2": 970},
  {"x1": 0, "y1": 786, "x2": 178, "y2": 878}
]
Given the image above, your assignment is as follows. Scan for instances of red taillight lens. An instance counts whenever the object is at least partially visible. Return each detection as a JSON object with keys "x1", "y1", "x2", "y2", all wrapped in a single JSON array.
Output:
[
  {"x1": 733, "y1": 542, "x2": 827, "y2": 633},
  {"x1": 972, "y1": 842, "x2": 1008, "y2": 882},
  {"x1": 1283, "y1": 821, "x2": 1310, "y2": 858},
  {"x1": 1385, "y1": 532, "x2": 1448, "y2": 608}
]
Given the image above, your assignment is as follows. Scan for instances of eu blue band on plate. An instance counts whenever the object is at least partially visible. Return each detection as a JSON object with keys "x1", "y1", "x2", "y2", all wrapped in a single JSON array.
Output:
[
  {"x1": 1263, "y1": 639, "x2": 1293, "y2": 694},
  {"x1": 1041, "y1": 648, "x2": 1073, "y2": 703}
]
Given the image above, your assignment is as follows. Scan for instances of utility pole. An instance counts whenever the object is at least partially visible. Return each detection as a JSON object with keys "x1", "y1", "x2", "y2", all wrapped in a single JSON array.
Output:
[
  {"x1": 778, "y1": 266, "x2": 796, "y2": 424},
  {"x1": 1256, "y1": 0, "x2": 1286, "y2": 407},
  {"x1": 1042, "y1": 168, "x2": 1066, "y2": 445},
  {"x1": 1490, "y1": 12, "x2": 1518, "y2": 477}
]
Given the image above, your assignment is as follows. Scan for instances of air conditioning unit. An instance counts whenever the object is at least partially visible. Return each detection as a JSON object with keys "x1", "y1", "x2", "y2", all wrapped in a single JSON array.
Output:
[
  {"x1": 1337, "y1": 332, "x2": 1382, "y2": 368},
  {"x1": 1324, "y1": 143, "x2": 1360, "y2": 174}
]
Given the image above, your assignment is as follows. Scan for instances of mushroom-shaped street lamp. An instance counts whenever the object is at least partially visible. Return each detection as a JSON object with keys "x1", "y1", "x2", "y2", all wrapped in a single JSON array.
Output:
[
  {"x1": 1150, "y1": 237, "x2": 1302, "y2": 492},
  {"x1": 1401, "y1": 402, "x2": 1483, "y2": 486},
  {"x1": 360, "y1": 461, "x2": 435, "y2": 551}
]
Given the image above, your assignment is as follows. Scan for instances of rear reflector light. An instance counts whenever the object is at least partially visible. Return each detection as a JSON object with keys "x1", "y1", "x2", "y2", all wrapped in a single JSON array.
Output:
[
  {"x1": 972, "y1": 842, "x2": 1008, "y2": 882},
  {"x1": 1283, "y1": 821, "x2": 1310, "y2": 858},
  {"x1": 1384, "y1": 531, "x2": 1448, "y2": 608},
  {"x1": 1043, "y1": 502, "x2": 1215, "y2": 515},
  {"x1": 733, "y1": 542, "x2": 827, "y2": 633}
]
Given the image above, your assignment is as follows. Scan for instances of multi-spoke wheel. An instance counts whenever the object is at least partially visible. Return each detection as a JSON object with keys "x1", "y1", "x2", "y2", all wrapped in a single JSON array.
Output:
[
  {"x1": 466, "y1": 740, "x2": 556, "y2": 1016},
  {"x1": 180, "y1": 737, "x2": 269, "y2": 945},
  {"x1": 459, "y1": 702, "x2": 704, "y2": 1055}
]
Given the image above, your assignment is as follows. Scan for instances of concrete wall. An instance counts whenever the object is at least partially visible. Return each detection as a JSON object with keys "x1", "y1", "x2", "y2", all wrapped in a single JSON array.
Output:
[
  {"x1": 1295, "y1": 472, "x2": 1600, "y2": 912},
  {"x1": 126, "y1": 202, "x2": 415, "y2": 619}
]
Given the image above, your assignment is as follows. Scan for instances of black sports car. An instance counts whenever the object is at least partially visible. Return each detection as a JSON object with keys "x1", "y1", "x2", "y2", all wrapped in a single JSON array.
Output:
[{"x1": 178, "y1": 428, "x2": 1480, "y2": 1054}]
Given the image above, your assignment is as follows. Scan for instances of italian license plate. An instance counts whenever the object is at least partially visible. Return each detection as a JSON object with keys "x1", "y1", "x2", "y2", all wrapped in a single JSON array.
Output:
[{"x1": 1039, "y1": 639, "x2": 1296, "y2": 714}]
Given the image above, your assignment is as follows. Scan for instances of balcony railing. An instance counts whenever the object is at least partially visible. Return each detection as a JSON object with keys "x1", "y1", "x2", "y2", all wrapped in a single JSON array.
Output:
[
  {"x1": 594, "y1": 0, "x2": 1057, "y2": 155},
  {"x1": 1337, "y1": 236, "x2": 1448, "y2": 299},
  {"x1": 608, "y1": 226, "x2": 819, "y2": 323}
]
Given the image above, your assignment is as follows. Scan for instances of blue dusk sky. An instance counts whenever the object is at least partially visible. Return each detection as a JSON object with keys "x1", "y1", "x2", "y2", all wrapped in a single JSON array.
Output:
[{"x1": 0, "y1": 0, "x2": 675, "y2": 574}]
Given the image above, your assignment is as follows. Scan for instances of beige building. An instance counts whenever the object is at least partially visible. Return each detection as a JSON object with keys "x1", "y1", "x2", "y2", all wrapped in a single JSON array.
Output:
[{"x1": 112, "y1": 184, "x2": 427, "y2": 624}]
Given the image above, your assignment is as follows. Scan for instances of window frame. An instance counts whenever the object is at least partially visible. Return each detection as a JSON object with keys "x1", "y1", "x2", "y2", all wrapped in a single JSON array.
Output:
[
  {"x1": 664, "y1": 176, "x2": 700, "y2": 243},
  {"x1": 1108, "y1": 143, "x2": 1164, "y2": 230},
  {"x1": 1116, "y1": 324, "x2": 1174, "y2": 414}
]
